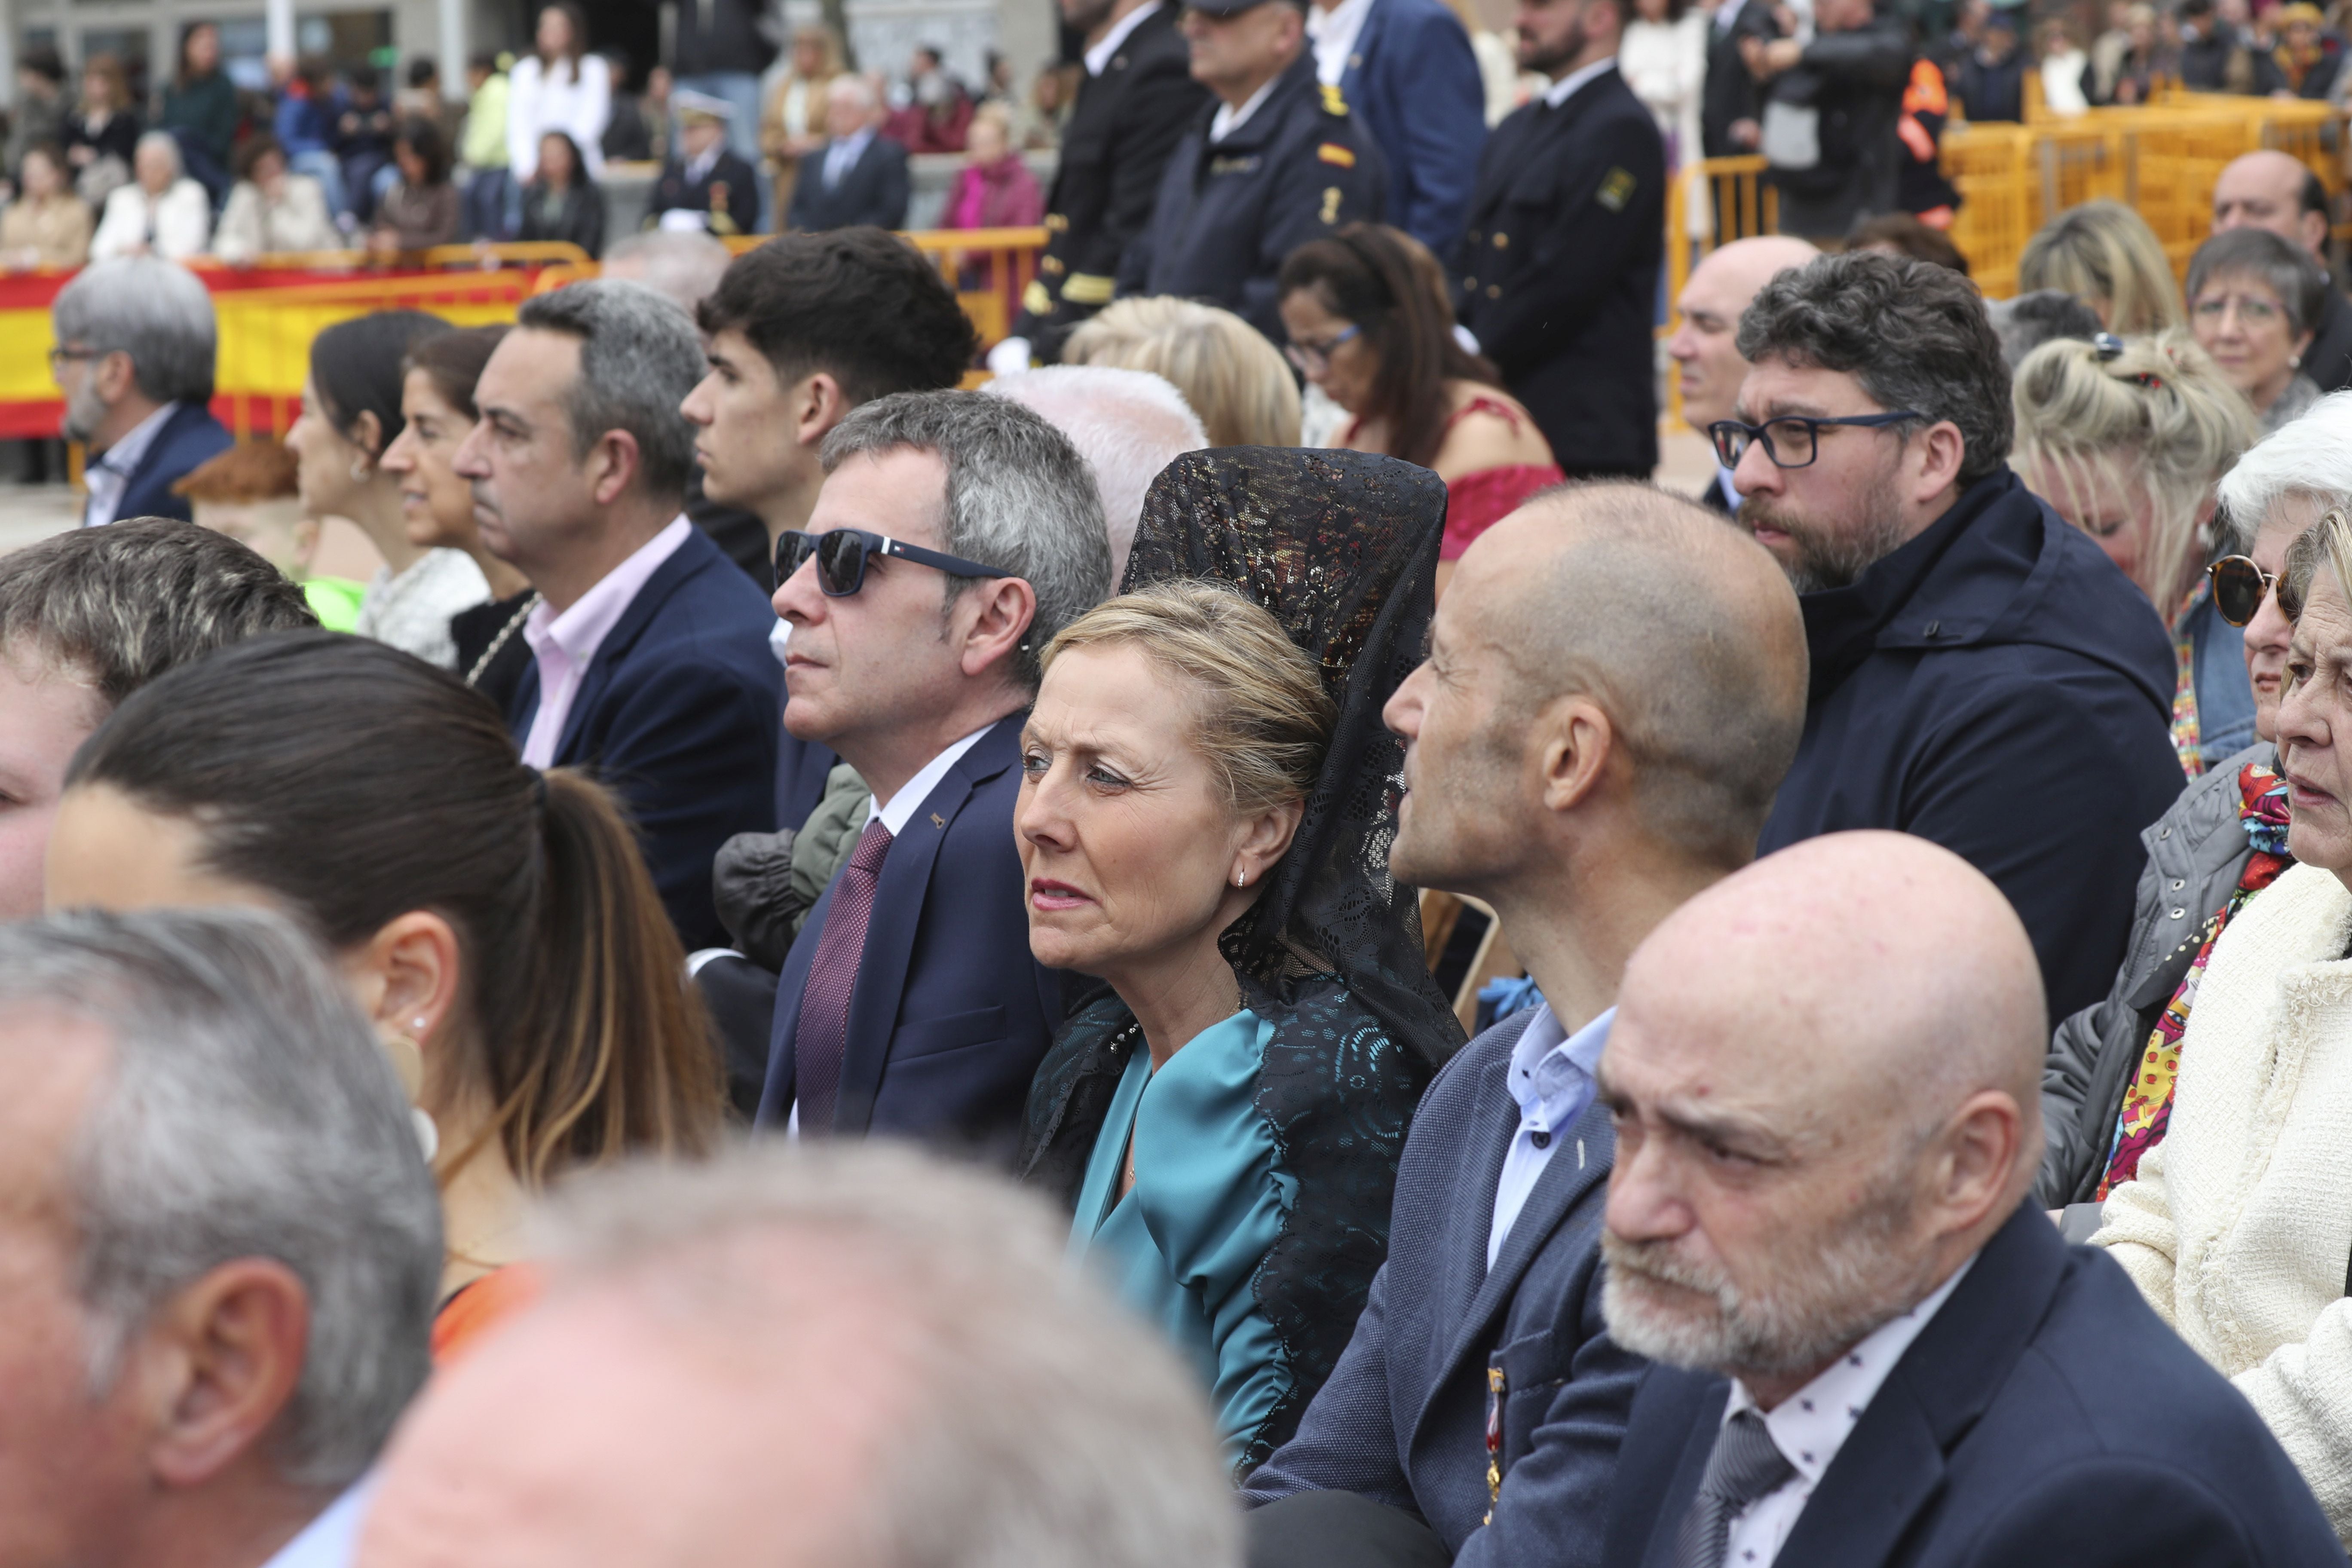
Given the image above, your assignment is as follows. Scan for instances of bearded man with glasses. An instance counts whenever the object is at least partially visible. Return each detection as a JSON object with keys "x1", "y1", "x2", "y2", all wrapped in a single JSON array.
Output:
[
  {"x1": 1725, "y1": 250, "x2": 2182, "y2": 1028},
  {"x1": 753, "y1": 390, "x2": 1113, "y2": 1153}
]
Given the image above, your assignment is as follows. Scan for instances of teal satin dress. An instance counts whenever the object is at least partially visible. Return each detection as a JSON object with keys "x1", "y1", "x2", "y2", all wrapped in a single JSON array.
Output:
[{"x1": 1067, "y1": 1008, "x2": 1298, "y2": 1458}]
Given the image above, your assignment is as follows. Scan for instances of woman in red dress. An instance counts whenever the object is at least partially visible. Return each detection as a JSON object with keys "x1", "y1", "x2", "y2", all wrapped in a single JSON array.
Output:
[{"x1": 1277, "y1": 223, "x2": 1563, "y2": 595}]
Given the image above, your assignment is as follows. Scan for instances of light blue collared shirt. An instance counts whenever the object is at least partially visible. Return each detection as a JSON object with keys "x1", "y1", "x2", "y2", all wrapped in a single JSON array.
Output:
[{"x1": 1487, "y1": 1003, "x2": 1613, "y2": 1270}]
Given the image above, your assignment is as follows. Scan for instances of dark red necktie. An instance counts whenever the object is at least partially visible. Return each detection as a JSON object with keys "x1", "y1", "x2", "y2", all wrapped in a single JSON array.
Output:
[{"x1": 792, "y1": 819, "x2": 893, "y2": 1131}]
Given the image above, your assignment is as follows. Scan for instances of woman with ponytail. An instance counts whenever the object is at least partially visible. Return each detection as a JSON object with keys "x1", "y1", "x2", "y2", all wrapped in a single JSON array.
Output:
[{"x1": 44, "y1": 630, "x2": 723, "y2": 1359}]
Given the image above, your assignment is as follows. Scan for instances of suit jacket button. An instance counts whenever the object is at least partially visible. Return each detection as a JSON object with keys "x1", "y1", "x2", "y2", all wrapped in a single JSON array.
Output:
[
  {"x1": 1486, "y1": 284, "x2": 1501, "y2": 297},
  {"x1": 1493, "y1": 232, "x2": 1508, "y2": 247},
  {"x1": 1464, "y1": 275, "x2": 1478, "y2": 290}
]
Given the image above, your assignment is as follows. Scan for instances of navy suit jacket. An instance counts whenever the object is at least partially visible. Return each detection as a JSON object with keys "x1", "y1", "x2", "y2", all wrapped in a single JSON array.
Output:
[
  {"x1": 109, "y1": 401, "x2": 233, "y2": 524},
  {"x1": 1245, "y1": 1008, "x2": 1645, "y2": 1565},
  {"x1": 786, "y1": 135, "x2": 911, "y2": 232},
  {"x1": 511, "y1": 524, "x2": 781, "y2": 952},
  {"x1": 755, "y1": 714, "x2": 1066, "y2": 1154},
  {"x1": 1602, "y1": 1204, "x2": 2345, "y2": 1568},
  {"x1": 1340, "y1": 0, "x2": 1488, "y2": 258}
]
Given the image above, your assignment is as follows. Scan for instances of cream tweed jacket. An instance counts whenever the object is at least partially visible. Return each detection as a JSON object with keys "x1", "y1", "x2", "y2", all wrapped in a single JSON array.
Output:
[{"x1": 2095, "y1": 859, "x2": 2352, "y2": 1540}]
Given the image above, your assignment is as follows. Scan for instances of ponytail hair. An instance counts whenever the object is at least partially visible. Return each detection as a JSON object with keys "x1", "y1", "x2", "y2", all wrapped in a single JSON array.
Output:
[{"x1": 65, "y1": 631, "x2": 722, "y2": 1186}]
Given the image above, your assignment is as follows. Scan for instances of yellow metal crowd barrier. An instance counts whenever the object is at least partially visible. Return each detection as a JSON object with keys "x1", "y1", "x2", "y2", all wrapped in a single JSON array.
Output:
[{"x1": 1670, "y1": 95, "x2": 2347, "y2": 312}]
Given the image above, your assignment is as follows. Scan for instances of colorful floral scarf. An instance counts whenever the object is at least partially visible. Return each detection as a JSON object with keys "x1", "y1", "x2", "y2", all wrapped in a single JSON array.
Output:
[
  {"x1": 2097, "y1": 760, "x2": 2293, "y2": 1199},
  {"x1": 2169, "y1": 578, "x2": 2208, "y2": 778}
]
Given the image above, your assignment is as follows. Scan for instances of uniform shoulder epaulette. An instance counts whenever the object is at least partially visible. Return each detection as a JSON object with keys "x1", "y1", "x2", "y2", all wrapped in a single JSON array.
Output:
[{"x1": 1319, "y1": 82, "x2": 1350, "y2": 116}]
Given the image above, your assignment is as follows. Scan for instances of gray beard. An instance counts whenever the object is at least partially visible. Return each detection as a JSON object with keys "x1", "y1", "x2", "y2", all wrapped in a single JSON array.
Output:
[
  {"x1": 1597, "y1": 1177, "x2": 1938, "y2": 1382},
  {"x1": 62, "y1": 375, "x2": 111, "y2": 448}
]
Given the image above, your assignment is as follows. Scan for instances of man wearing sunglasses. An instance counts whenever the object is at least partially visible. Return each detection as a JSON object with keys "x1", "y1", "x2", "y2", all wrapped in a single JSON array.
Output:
[
  {"x1": 753, "y1": 391, "x2": 1114, "y2": 1154},
  {"x1": 1724, "y1": 250, "x2": 2183, "y2": 1029}
]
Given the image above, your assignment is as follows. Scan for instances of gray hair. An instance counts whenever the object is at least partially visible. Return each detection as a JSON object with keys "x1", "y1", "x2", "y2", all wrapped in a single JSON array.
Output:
[
  {"x1": 2212, "y1": 387, "x2": 2352, "y2": 548},
  {"x1": 982, "y1": 365, "x2": 1207, "y2": 585},
  {"x1": 601, "y1": 229, "x2": 734, "y2": 315},
  {"x1": 540, "y1": 1142, "x2": 1238, "y2": 1568},
  {"x1": 821, "y1": 390, "x2": 1114, "y2": 689},
  {"x1": 828, "y1": 74, "x2": 877, "y2": 111},
  {"x1": 52, "y1": 257, "x2": 218, "y2": 404},
  {"x1": 135, "y1": 129, "x2": 183, "y2": 178},
  {"x1": 2187, "y1": 226, "x2": 2329, "y2": 340},
  {"x1": 0, "y1": 909, "x2": 441, "y2": 1491},
  {"x1": 1737, "y1": 250, "x2": 2014, "y2": 485},
  {"x1": 514, "y1": 278, "x2": 706, "y2": 502},
  {"x1": 0, "y1": 517, "x2": 318, "y2": 708}
]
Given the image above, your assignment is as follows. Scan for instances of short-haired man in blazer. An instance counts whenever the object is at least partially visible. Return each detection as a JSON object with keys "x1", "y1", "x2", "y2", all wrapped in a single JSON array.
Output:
[
  {"x1": 754, "y1": 392, "x2": 1113, "y2": 1154},
  {"x1": 1243, "y1": 483, "x2": 1810, "y2": 1568}
]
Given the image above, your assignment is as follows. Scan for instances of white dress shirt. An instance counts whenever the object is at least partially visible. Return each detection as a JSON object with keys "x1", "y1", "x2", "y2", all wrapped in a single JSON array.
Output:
[
  {"x1": 507, "y1": 52, "x2": 612, "y2": 181},
  {"x1": 1086, "y1": 0, "x2": 1167, "y2": 75},
  {"x1": 786, "y1": 720, "x2": 998, "y2": 1136},
  {"x1": 79, "y1": 401, "x2": 177, "y2": 527},
  {"x1": 823, "y1": 127, "x2": 876, "y2": 189},
  {"x1": 1717, "y1": 1257, "x2": 1975, "y2": 1568},
  {"x1": 518, "y1": 517, "x2": 692, "y2": 767},
  {"x1": 1308, "y1": 0, "x2": 1379, "y2": 85},
  {"x1": 1209, "y1": 74, "x2": 1285, "y2": 142},
  {"x1": 259, "y1": 1477, "x2": 374, "y2": 1568},
  {"x1": 1488, "y1": 1003, "x2": 1612, "y2": 1269},
  {"x1": 1543, "y1": 54, "x2": 1620, "y2": 108}
]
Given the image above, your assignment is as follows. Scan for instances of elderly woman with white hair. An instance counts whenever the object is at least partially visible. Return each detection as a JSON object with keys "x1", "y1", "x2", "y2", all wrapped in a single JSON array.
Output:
[
  {"x1": 2039, "y1": 390, "x2": 2352, "y2": 1219},
  {"x1": 90, "y1": 130, "x2": 213, "y2": 261},
  {"x1": 2091, "y1": 501, "x2": 2352, "y2": 1543}
]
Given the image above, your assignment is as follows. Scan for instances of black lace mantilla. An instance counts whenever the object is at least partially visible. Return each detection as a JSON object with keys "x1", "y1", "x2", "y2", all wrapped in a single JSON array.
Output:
[{"x1": 1017, "y1": 448, "x2": 1466, "y2": 1475}]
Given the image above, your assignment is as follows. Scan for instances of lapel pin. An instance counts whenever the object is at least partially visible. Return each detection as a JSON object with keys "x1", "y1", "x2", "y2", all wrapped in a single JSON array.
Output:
[{"x1": 930, "y1": 812, "x2": 947, "y2": 829}]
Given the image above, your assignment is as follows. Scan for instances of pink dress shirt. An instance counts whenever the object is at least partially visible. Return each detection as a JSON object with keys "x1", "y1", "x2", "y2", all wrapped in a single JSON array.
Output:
[{"x1": 519, "y1": 517, "x2": 694, "y2": 768}]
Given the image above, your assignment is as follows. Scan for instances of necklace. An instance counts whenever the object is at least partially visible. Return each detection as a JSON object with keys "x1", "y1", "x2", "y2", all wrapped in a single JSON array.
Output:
[{"x1": 464, "y1": 591, "x2": 541, "y2": 689}]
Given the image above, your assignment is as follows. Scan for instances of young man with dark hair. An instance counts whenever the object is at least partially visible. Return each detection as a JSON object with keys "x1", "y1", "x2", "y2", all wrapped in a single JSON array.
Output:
[
  {"x1": 683, "y1": 229, "x2": 980, "y2": 557},
  {"x1": 0, "y1": 517, "x2": 317, "y2": 920}
]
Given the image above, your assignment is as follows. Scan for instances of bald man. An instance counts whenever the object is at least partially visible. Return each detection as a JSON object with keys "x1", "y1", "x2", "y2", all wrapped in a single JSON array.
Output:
[
  {"x1": 1595, "y1": 833, "x2": 2341, "y2": 1568},
  {"x1": 1243, "y1": 483, "x2": 1808, "y2": 1568},
  {"x1": 2214, "y1": 149, "x2": 2352, "y2": 393},
  {"x1": 1666, "y1": 236, "x2": 1819, "y2": 515}
]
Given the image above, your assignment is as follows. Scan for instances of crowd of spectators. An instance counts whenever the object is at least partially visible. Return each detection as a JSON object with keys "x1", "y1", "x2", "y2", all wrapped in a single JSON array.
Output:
[{"x1": 33, "y1": 0, "x2": 2352, "y2": 1561}]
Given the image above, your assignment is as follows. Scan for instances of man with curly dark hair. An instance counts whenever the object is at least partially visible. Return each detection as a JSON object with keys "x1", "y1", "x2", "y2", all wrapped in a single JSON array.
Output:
[{"x1": 1719, "y1": 248, "x2": 2183, "y2": 1024}]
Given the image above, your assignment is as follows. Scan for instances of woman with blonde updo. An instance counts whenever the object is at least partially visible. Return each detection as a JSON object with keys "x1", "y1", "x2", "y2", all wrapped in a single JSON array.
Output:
[
  {"x1": 2013, "y1": 330, "x2": 2259, "y2": 773},
  {"x1": 1063, "y1": 296, "x2": 1302, "y2": 448}
]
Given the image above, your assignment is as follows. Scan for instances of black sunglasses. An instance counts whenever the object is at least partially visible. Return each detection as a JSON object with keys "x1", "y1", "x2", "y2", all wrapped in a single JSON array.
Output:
[
  {"x1": 775, "y1": 528, "x2": 1015, "y2": 597},
  {"x1": 1707, "y1": 410, "x2": 1926, "y2": 470},
  {"x1": 2208, "y1": 554, "x2": 2278, "y2": 628}
]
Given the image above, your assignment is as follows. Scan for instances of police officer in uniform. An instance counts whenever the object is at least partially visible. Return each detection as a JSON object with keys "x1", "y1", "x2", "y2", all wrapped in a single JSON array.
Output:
[
  {"x1": 1456, "y1": 0, "x2": 1663, "y2": 477},
  {"x1": 1122, "y1": 0, "x2": 1386, "y2": 345},
  {"x1": 998, "y1": 0, "x2": 1208, "y2": 367}
]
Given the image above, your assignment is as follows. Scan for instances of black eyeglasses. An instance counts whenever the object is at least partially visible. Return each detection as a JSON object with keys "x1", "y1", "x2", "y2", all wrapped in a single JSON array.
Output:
[
  {"x1": 2208, "y1": 554, "x2": 2279, "y2": 628},
  {"x1": 1706, "y1": 410, "x2": 1926, "y2": 470},
  {"x1": 775, "y1": 528, "x2": 1015, "y2": 597}
]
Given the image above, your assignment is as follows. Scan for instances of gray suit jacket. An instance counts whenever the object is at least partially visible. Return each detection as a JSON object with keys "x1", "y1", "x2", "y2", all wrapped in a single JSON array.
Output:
[{"x1": 1242, "y1": 1009, "x2": 1644, "y2": 1565}]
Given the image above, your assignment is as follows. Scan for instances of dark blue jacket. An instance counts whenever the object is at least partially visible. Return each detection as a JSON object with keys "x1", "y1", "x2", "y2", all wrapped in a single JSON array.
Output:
[
  {"x1": 1602, "y1": 1204, "x2": 2345, "y2": 1568},
  {"x1": 511, "y1": 524, "x2": 782, "y2": 952},
  {"x1": 110, "y1": 401, "x2": 233, "y2": 525},
  {"x1": 776, "y1": 734, "x2": 842, "y2": 833},
  {"x1": 786, "y1": 135, "x2": 912, "y2": 232},
  {"x1": 1338, "y1": 0, "x2": 1487, "y2": 257},
  {"x1": 1455, "y1": 66, "x2": 1664, "y2": 476},
  {"x1": 1756, "y1": 469, "x2": 2184, "y2": 1026},
  {"x1": 1126, "y1": 52, "x2": 1387, "y2": 345},
  {"x1": 756, "y1": 713, "x2": 1067, "y2": 1155},
  {"x1": 1244, "y1": 1008, "x2": 1643, "y2": 1565}
]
